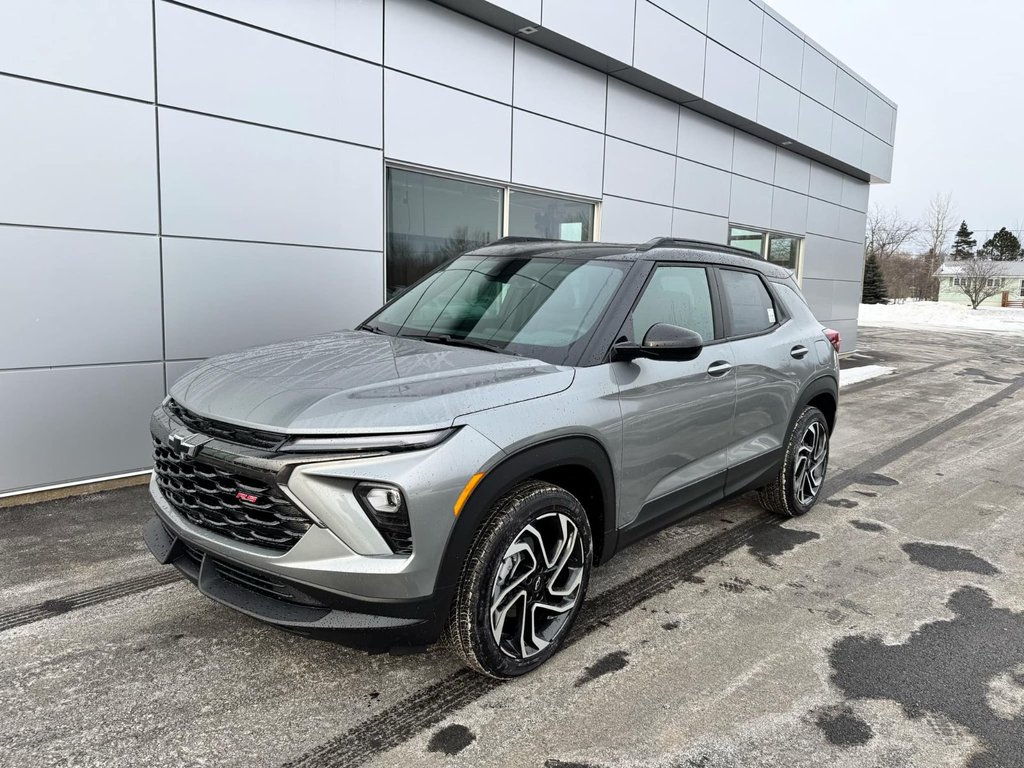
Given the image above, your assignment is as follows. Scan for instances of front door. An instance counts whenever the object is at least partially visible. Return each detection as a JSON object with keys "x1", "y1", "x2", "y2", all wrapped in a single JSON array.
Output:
[{"x1": 614, "y1": 264, "x2": 737, "y2": 534}]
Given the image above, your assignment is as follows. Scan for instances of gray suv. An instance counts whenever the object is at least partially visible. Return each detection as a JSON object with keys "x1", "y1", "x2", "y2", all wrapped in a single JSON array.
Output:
[{"x1": 143, "y1": 237, "x2": 840, "y2": 678}]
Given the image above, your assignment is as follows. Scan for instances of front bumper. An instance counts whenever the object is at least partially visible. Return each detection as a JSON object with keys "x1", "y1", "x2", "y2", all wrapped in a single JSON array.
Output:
[{"x1": 143, "y1": 515, "x2": 445, "y2": 647}]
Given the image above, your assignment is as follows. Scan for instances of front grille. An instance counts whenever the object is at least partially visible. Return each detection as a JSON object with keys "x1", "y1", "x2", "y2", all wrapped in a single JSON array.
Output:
[
  {"x1": 153, "y1": 439, "x2": 312, "y2": 551},
  {"x1": 165, "y1": 399, "x2": 285, "y2": 451}
]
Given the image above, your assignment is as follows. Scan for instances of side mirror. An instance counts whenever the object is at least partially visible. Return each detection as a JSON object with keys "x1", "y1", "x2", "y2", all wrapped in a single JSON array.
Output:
[{"x1": 611, "y1": 323, "x2": 704, "y2": 363}]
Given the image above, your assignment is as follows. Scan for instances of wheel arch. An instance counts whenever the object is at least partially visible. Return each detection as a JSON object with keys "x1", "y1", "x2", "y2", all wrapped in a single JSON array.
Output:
[
  {"x1": 434, "y1": 436, "x2": 617, "y2": 601},
  {"x1": 799, "y1": 374, "x2": 839, "y2": 433}
]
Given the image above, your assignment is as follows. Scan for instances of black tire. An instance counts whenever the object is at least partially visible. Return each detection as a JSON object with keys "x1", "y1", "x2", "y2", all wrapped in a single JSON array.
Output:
[
  {"x1": 758, "y1": 406, "x2": 830, "y2": 517},
  {"x1": 446, "y1": 480, "x2": 593, "y2": 678}
]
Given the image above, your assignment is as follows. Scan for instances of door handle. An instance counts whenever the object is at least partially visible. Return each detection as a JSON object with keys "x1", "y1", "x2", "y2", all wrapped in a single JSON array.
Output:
[
  {"x1": 790, "y1": 345, "x2": 810, "y2": 359},
  {"x1": 707, "y1": 360, "x2": 732, "y2": 377}
]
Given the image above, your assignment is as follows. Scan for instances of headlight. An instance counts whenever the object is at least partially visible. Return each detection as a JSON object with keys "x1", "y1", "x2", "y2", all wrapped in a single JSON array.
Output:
[{"x1": 281, "y1": 428, "x2": 456, "y2": 454}]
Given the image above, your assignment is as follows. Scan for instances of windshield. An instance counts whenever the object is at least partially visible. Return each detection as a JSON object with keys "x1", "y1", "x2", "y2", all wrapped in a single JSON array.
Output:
[{"x1": 365, "y1": 255, "x2": 627, "y2": 364}]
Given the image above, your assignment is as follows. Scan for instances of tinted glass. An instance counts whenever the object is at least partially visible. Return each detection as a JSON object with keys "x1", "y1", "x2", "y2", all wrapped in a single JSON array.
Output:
[
  {"x1": 767, "y1": 235, "x2": 800, "y2": 271},
  {"x1": 719, "y1": 269, "x2": 777, "y2": 336},
  {"x1": 729, "y1": 227, "x2": 765, "y2": 256},
  {"x1": 629, "y1": 266, "x2": 714, "y2": 343},
  {"x1": 369, "y1": 256, "x2": 626, "y2": 364},
  {"x1": 508, "y1": 191, "x2": 595, "y2": 242},
  {"x1": 386, "y1": 169, "x2": 503, "y2": 297}
]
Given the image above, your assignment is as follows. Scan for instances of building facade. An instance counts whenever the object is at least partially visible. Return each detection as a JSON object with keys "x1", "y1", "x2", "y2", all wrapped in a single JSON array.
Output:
[{"x1": 0, "y1": 0, "x2": 896, "y2": 495}]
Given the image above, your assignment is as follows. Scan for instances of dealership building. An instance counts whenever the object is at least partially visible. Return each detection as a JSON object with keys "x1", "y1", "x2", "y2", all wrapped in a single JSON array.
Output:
[{"x1": 0, "y1": 0, "x2": 896, "y2": 495}]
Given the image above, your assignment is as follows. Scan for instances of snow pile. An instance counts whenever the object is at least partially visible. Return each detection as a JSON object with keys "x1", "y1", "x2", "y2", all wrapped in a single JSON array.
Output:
[
  {"x1": 858, "y1": 301, "x2": 1024, "y2": 333},
  {"x1": 840, "y1": 365, "x2": 896, "y2": 387}
]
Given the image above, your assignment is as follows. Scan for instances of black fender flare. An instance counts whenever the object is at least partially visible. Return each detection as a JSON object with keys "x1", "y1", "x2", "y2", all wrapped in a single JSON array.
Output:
[
  {"x1": 430, "y1": 435, "x2": 617, "y2": 615},
  {"x1": 793, "y1": 373, "x2": 839, "y2": 432}
]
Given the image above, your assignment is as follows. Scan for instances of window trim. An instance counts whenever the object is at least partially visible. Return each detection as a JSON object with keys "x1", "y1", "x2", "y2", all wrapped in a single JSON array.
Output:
[{"x1": 713, "y1": 266, "x2": 786, "y2": 342}]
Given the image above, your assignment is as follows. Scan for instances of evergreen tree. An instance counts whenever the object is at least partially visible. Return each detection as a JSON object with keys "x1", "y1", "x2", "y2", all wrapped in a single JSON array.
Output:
[
  {"x1": 950, "y1": 221, "x2": 977, "y2": 260},
  {"x1": 861, "y1": 253, "x2": 889, "y2": 304},
  {"x1": 981, "y1": 227, "x2": 1022, "y2": 261}
]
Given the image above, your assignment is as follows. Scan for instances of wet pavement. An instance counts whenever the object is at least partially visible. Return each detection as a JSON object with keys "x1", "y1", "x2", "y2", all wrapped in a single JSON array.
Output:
[{"x1": 2, "y1": 325, "x2": 1023, "y2": 768}]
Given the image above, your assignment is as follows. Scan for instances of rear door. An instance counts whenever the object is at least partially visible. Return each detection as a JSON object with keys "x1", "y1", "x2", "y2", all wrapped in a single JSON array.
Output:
[
  {"x1": 614, "y1": 264, "x2": 737, "y2": 534},
  {"x1": 715, "y1": 268, "x2": 814, "y2": 494}
]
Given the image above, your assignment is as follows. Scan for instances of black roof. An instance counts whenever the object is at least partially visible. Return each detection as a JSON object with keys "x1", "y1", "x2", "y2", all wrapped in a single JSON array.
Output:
[{"x1": 466, "y1": 236, "x2": 794, "y2": 278}]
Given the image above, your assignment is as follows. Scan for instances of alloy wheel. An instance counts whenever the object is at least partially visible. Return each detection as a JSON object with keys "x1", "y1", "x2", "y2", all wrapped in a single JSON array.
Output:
[
  {"x1": 794, "y1": 420, "x2": 828, "y2": 506},
  {"x1": 488, "y1": 511, "x2": 585, "y2": 659}
]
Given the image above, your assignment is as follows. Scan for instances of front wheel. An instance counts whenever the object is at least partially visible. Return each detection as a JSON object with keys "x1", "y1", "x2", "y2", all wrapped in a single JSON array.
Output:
[
  {"x1": 446, "y1": 480, "x2": 593, "y2": 678},
  {"x1": 758, "y1": 406, "x2": 830, "y2": 517}
]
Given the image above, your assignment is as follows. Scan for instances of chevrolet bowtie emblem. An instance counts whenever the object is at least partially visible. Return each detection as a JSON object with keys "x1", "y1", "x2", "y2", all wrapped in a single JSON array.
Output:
[{"x1": 167, "y1": 433, "x2": 202, "y2": 459}]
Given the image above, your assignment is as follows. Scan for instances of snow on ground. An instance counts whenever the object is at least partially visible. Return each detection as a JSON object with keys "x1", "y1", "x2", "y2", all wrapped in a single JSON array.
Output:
[
  {"x1": 839, "y1": 364, "x2": 896, "y2": 388},
  {"x1": 858, "y1": 301, "x2": 1024, "y2": 334}
]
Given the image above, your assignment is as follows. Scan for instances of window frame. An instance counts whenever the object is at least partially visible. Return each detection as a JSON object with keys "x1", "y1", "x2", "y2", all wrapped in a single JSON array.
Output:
[
  {"x1": 614, "y1": 262, "x2": 726, "y2": 350},
  {"x1": 728, "y1": 225, "x2": 805, "y2": 280},
  {"x1": 713, "y1": 266, "x2": 787, "y2": 341},
  {"x1": 384, "y1": 162, "x2": 602, "y2": 299}
]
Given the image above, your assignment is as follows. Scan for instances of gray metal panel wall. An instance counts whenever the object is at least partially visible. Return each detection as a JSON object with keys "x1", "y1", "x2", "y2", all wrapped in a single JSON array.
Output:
[
  {"x1": 0, "y1": 0, "x2": 386, "y2": 494},
  {"x1": 0, "y1": 0, "x2": 881, "y2": 493},
  {"x1": 437, "y1": 0, "x2": 896, "y2": 182}
]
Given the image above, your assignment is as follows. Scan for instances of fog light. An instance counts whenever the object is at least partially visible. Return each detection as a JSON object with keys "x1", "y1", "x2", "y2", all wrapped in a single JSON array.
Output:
[
  {"x1": 354, "y1": 482, "x2": 413, "y2": 555},
  {"x1": 362, "y1": 484, "x2": 403, "y2": 514}
]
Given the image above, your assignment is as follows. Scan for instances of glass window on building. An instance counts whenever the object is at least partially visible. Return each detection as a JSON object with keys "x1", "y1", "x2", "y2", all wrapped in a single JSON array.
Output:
[
  {"x1": 728, "y1": 227, "x2": 765, "y2": 256},
  {"x1": 386, "y1": 169, "x2": 503, "y2": 297},
  {"x1": 508, "y1": 190, "x2": 595, "y2": 242},
  {"x1": 767, "y1": 234, "x2": 801, "y2": 271},
  {"x1": 387, "y1": 168, "x2": 598, "y2": 297},
  {"x1": 729, "y1": 226, "x2": 803, "y2": 275}
]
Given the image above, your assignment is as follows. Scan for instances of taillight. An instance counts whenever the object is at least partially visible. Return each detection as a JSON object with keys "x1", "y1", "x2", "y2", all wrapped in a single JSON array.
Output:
[{"x1": 823, "y1": 328, "x2": 841, "y2": 353}]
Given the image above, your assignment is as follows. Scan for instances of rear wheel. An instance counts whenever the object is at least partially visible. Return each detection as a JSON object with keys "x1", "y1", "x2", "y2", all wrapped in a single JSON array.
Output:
[
  {"x1": 447, "y1": 480, "x2": 592, "y2": 678},
  {"x1": 758, "y1": 406, "x2": 830, "y2": 517}
]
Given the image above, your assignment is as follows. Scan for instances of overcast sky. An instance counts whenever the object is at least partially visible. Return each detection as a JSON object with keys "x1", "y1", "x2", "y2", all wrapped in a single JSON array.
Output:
[{"x1": 769, "y1": 0, "x2": 1024, "y2": 240}]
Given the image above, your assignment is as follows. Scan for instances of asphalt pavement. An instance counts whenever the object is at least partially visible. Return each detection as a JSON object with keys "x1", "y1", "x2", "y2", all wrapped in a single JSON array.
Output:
[{"x1": 2, "y1": 325, "x2": 1023, "y2": 768}]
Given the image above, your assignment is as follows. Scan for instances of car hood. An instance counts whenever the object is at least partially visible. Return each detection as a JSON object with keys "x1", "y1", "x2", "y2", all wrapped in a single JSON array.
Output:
[{"x1": 169, "y1": 331, "x2": 574, "y2": 434}]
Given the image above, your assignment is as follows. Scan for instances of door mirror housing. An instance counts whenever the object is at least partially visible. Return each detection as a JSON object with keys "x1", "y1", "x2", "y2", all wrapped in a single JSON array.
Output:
[{"x1": 611, "y1": 323, "x2": 705, "y2": 362}]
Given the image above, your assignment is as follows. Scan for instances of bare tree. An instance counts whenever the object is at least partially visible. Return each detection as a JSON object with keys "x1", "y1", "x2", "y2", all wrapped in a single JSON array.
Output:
[
  {"x1": 913, "y1": 193, "x2": 957, "y2": 300},
  {"x1": 866, "y1": 205, "x2": 920, "y2": 261},
  {"x1": 950, "y1": 260, "x2": 1009, "y2": 309},
  {"x1": 920, "y1": 193, "x2": 957, "y2": 259}
]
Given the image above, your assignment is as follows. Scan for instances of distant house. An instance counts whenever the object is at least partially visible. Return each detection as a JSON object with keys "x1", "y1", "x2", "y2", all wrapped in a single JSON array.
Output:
[{"x1": 936, "y1": 261, "x2": 1024, "y2": 307}]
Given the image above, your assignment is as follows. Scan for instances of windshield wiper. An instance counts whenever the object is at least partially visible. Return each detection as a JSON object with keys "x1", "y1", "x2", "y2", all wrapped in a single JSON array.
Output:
[
  {"x1": 356, "y1": 323, "x2": 388, "y2": 335},
  {"x1": 416, "y1": 334, "x2": 517, "y2": 356}
]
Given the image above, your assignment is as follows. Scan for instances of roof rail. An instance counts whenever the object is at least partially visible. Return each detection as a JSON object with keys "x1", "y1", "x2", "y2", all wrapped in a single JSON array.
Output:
[
  {"x1": 636, "y1": 236, "x2": 763, "y2": 260},
  {"x1": 481, "y1": 237, "x2": 614, "y2": 246},
  {"x1": 484, "y1": 236, "x2": 555, "y2": 246}
]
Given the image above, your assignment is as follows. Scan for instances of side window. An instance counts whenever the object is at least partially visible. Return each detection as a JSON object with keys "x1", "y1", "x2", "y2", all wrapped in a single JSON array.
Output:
[
  {"x1": 628, "y1": 266, "x2": 714, "y2": 343},
  {"x1": 719, "y1": 269, "x2": 777, "y2": 336}
]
